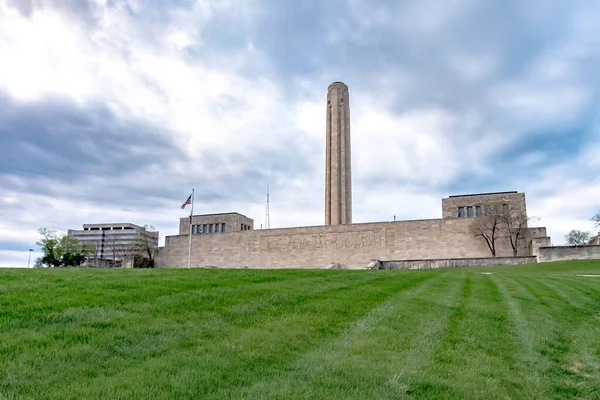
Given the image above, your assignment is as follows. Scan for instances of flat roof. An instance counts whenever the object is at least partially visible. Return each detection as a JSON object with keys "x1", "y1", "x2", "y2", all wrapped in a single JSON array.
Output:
[
  {"x1": 82, "y1": 222, "x2": 144, "y2": 229},
  {"x1": 448, "y1": 191, "x2": 518, "y2": 198},
  {"x1": 182, "y1": 212, "x2": 252, "y2": 219}
]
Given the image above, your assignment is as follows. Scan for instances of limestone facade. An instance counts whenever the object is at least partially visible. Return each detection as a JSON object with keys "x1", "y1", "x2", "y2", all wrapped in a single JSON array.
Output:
[
  {"x1": 179, "y1": 212, "x2": 254, "y2": 235},
  {"x1": 442, "y1": 191, "x2": 526, "y2": 219},
  {"x1": 537, "y1": 245, "x2": 600, "y2": 262},
  {"x1": 154, "y1": 82, "x2": 554, "y2": 269},
  {"x1": 325, "y1": 82, "x2": 352, "y2": 225},
  {"x1": 155, "y1": 191, "x2": 550, "y2": 269}
]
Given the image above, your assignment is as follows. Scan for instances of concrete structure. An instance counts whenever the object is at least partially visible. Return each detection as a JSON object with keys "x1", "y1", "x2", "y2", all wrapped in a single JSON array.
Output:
[
  {"x1": 325, "y1": 82, "x2": 352, "y2": 225},
  {"x1": 155, "y1": 191, "x2": 550, "y2": 269},
  {"x1": 537, "y1": 245, "x2": 600, "y2": 263},
  {"x1": 179, "y1": 212, "x2": 254, "y2": 236},
  {"x1": 442, "y1": 191, "x2": 526, "y2": 219},
  {"x1": 68, "y1": 223, "x2": 159, "y2": 263},
  {"x1": 381, "y1": 256, "x2": 536, "y2": 270},
  {"x1": 154, "y1": 82, "x2": 556, "y2": 270}
]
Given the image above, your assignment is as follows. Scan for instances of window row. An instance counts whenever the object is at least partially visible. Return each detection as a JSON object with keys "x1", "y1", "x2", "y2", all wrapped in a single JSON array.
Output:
[
  {"x1": 457, "y1": 203, "x2": 508, "y2": 218},
  {"x1": 241, "y1": 224, "x2": 251, "y2": 231},
  {"x1": 193, "y1": 223, "x2": 226, "y2": 234},
  {"x1": 84, "y1": 227, "x2": 135, "y2": 231},
  {"x1": 458, "y1": 205, "x2": 489, "y2": 218}
]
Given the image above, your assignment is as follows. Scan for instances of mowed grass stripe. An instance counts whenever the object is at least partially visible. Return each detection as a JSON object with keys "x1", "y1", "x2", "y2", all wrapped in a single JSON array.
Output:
[
  {"x1": 1, "y1": 261, "x2": 599, "y2": 399},
  {"x1": 517, "y1": 275, "x2": 600, "y2": 393},
  {"x1": 557, "y1": 276, "x2": 600, "y2": 302},
  {"x1": 492, "y1": 274, "x2": 550, "y2": 398},
  {"x1": 408, "y1": 272, "x2": 532, "y2": 399},
  {"x1": 229, "y1": 270, "x2": 464, "y2": 399},
  {"x1": 0, "y1": 269, "x2": 372, "y2": 324},
  {"x1": 498, "y1": 274, "x2": 600, "y2": 399},
  {"x1": 1, "y1": 270, "x2": 438, "y2": 399},
  {"x1": 0, "y1": 271, "x2": 384, "y2": 396},
  {"x1": 540, "y1": 278, "x2": 596, "y2": 309},
  {"x1": 67, "y1": 271, "x2": 436, "y2": 400}
]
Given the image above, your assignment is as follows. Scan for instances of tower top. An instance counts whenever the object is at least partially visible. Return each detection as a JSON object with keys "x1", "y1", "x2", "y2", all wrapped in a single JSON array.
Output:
[{"x1": 328, "y1": 81, "x2": 348, "y2": 90}]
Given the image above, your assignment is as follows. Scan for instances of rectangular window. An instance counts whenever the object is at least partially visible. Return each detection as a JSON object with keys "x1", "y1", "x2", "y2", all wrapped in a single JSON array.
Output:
[
  {"x1": 485, "y1": 206, "x2": 491, "y2": 216},
  {"x1": 221, "y1": 223, "x2": 226, "y2": 233},
  {"x1": 458, "y1": 207, "x2": 465, "y2": 218},
  {"x1": 203, "y1": 224, "x2": 207, "y2": 233},
  {"x1": 209, "y1": 224, "x2": 213, "y2": 233},
  {"x1": 215, "y1": 224, "x2": 220, "y2": 233},
  {"x1": 467, "y1": 206, "x2": 473, "y2": 217},
  {"x1": 475, "y1": 206, "x2": 481, "y2": 217}
]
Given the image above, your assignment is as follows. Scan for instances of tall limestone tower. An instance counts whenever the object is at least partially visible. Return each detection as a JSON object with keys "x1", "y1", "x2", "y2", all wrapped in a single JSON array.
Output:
[{"x1": 325, "y1": 81, "x2": 352, "y2": 225}]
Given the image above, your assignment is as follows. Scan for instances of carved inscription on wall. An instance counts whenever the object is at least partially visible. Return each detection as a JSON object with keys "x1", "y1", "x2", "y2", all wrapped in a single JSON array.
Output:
[{"x1": 259, "y1": 230, "x2": 385, "y2": 253}]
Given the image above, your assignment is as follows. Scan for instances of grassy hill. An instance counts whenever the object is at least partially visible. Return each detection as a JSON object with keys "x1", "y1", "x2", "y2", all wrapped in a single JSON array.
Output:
[{"x1": 1, "y1": 261, "x2": 599, "y2": 399}]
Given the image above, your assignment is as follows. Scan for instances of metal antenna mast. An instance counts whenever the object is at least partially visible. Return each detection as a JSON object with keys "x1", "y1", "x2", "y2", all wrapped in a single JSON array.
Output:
[{"x1": 265, "y1": 185, "x2": 271, "y2": 229}]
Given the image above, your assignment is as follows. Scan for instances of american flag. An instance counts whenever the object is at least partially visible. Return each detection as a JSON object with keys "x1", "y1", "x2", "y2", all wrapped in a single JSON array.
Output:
[{"x1": 181, "y1": 193, "x2": 192, "y2": 209}]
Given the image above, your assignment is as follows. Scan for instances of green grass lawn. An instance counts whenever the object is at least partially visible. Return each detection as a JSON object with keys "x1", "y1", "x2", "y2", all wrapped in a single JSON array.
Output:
[{"x1": 1, "y1": 261, "x2": 599, "y2": 399}]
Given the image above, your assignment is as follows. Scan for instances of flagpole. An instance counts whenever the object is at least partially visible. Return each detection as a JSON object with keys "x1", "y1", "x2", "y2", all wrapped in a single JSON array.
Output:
[{"x1": 188, "y1": 188, "x2": 194, "y2": 269}]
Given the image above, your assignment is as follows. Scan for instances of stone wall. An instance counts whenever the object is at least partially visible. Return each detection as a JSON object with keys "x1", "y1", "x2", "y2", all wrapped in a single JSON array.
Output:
[
  {"x1": 381, "y1": 256, "x2": 536, "y2": 270},
  {"x1": 442, "y1": 191, "x2": 526, "y2": 219},
  {"x1": 537, "y1": 245, "x2": 600, "y2": 263},
  {"x1": 156, "y1": 216, "x2": 532, "y2": 269},
  {"x1": 179, "y1": 212, "x2": 254, "y2": 235},
  {"x1": 530, "y1": 236, "x2": 552, "y2": 257}
]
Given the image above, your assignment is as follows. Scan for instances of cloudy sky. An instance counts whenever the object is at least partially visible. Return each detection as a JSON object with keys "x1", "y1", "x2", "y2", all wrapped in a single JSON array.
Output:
[{"x1": 1, "y1": 0, "x2": 600, "y2": 268}]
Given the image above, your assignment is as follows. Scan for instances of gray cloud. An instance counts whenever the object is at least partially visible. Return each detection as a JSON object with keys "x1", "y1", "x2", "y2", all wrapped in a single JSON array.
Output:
[
  {"x1": 0, "y1": 94, "x2": 179, "y2": 182},
  {"x1": 1, "y1": 0, "x2": 600, "y2": 267}
]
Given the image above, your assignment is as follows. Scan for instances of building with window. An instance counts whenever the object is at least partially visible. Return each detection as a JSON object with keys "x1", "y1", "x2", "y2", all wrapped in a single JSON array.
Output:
[
  {"x1": 154, "y1": 83, "x2": 556, "y2": 269},
  {"x1": 68, "y1": 223, "x2": 159, "y2": 263},
  {"x1": 179, "y1": 212, "x2": 254, "y2": 236},
  {"x1": 156, "y1": 190, "x2": 553, "y2": 269},
  {"x1": 442, "y1": 191, "x2": 526, "y2": 220}
]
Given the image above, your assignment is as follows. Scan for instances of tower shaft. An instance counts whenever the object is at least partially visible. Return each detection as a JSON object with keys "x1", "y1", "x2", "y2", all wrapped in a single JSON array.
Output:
[{"x1": 325, "y1": 82, "x2": 352, "y2": 225}]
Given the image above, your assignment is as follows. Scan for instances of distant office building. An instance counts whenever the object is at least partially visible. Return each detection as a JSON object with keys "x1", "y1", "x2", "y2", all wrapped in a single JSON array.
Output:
[{"x1": 68, "y1": 223, "x2": 159, "y2": 262}]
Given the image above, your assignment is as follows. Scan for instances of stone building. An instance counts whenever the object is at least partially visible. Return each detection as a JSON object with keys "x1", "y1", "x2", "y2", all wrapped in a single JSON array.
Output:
[
  {"x1": 155, "y1": 190, "x2": 551, "y2": 269},
  {"x1": 155, "y1": 81, "x2": 552, "y2": 269},
  {"x1": 180, "y1": 212, "x2": 254, "y2": 236}
]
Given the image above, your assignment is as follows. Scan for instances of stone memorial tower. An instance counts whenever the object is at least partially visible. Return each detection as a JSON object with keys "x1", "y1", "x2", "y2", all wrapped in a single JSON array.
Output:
[{"x1": 325, "y1": 81, "x2": 352, "y2": 225}]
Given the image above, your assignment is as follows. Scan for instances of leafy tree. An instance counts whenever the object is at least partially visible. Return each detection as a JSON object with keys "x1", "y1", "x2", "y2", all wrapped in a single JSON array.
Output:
[
  {"x1": 564, "y1": 230, "x2": 591, "y2": 246},
  {"x1": 36, "y1": 228, "x2": 95, "y2": 268}
]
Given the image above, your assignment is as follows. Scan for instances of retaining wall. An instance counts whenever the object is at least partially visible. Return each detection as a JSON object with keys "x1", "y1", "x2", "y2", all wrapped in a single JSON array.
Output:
[
  {"x1": 381, "y1": 256, "x2": 536, "y2": 270},
  {"x1": 537, "y1": 245, "x2": 600, "y2": 262}
]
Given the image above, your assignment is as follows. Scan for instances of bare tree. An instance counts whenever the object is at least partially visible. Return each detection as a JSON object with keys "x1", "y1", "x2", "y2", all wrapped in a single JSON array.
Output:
[
  {"x1": 469, "y1": 206, "x2": 503, "y2": 257},
  {"x1": 592, "y1": 210, "x2": 600, "y2": 228},
  {"x1": 500, "y1": 212, "x2": 536, "y2": 256},
  {"x1": 106, "y1": 237, "x2": 127, "y2": 267},
  {"x1": 127, "y1": 225, "x2": 158, "y2": 268}
]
